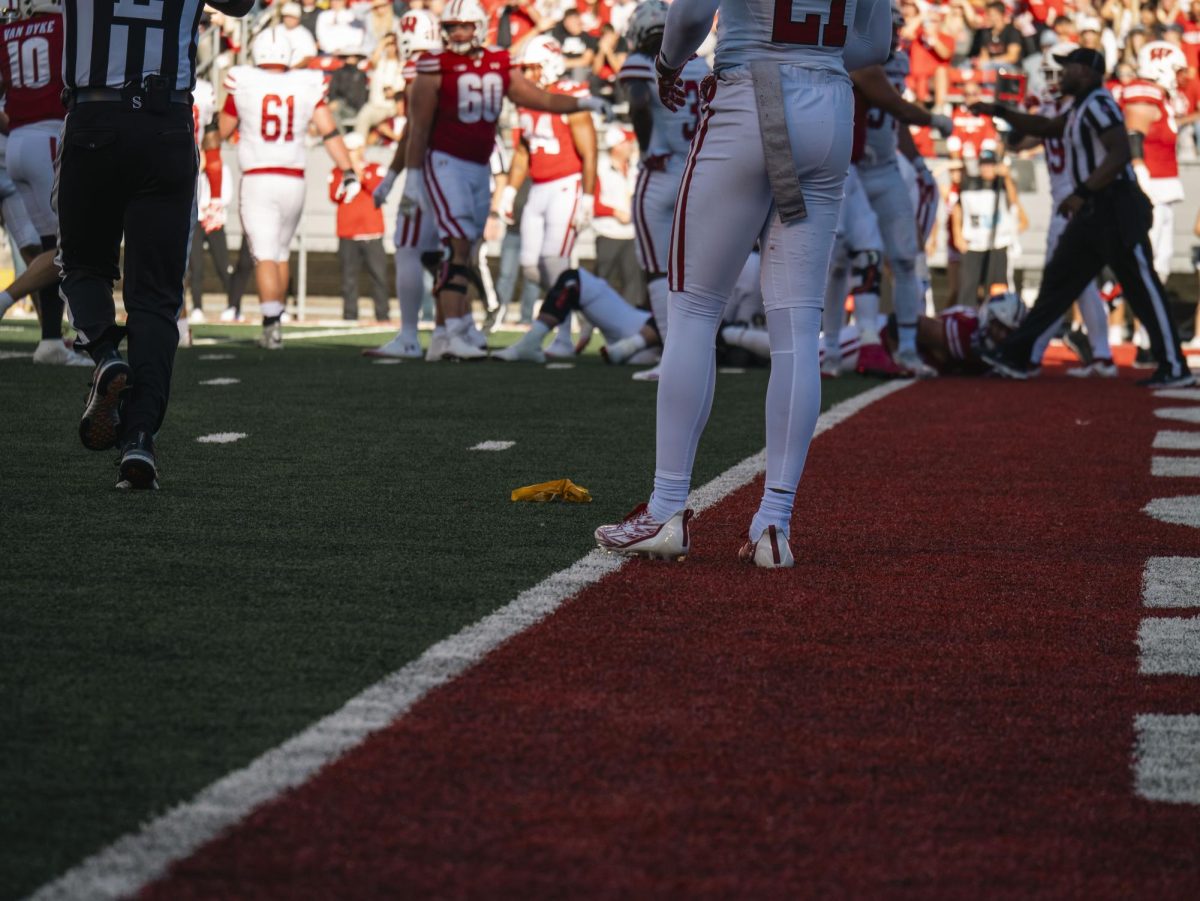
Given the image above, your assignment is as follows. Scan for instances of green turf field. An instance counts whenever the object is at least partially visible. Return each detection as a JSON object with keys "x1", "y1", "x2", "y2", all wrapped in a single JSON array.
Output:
[{"x1": 0, "y1": 319, "x2": 874, "y2": 899}]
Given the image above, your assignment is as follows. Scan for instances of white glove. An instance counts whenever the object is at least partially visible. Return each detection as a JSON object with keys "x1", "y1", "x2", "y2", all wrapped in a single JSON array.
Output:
[
  {"x1": 399, "y1": 174, "x2": 425, "y2": 217},
  {"x1": 1134, "y1": 161, "x2": 1154, "y2": 199},
  {"x1": 373, "y1": 170, "x2": 397, "y2": 208},
  {"x1": 201, "y1": 199, "x2": 226, "y2": 233},
  {"x1": 573, "y1": 193, "x2": 594, "y2": 233},
  {"x1": 930, "y1": 113, "x2": 954, "y2": 139},
  {"x1": 576, "y1": 95, "x2": 614, "y2": 122},
  {"x1": 334, "y1": 170, "x2": 361, "y2": 204},
  {"x1": 497, "y1": 185, "x2": 517, "y2": 225}
]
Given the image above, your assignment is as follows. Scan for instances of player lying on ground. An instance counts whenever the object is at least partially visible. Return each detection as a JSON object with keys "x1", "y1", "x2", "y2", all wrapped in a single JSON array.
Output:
[{"x1": 493, "y1": 268, "x2": 661, "y2": 365}]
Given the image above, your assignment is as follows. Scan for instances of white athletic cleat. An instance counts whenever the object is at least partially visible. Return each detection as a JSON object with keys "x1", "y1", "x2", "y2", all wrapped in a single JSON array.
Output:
[
  {"x1": 595, "y1": 503, "x2": 693, "y2": 560},
  {"x1": 493, "y1": 340, "x2": 545, "y2": 363},
  {"x1": 601, "y1": 334, "x2": 643, "y2": 365},
  {"x1": 895, "y1": 348, "x2": 938, "y2": 379},
  {"x1": 177, "y1": 319, "x2": 192, "y2": 348},
  {"x1": 1067, "y1": 358, "x2": 1118, "y2": 378},
  {"x1": 466, "y1": 321, "x2": 489, "y2": 351},
  {"x1": 188, "y1": 308, "x2": 206, "y2": 324},
  {"x1": 219, "y1": 307, "x2": 242, "y2": 323},
  {"x1": 33, "y1": 338, "x2": 92, "y2": 366},
  {"x1": 737, "y1": 525, "x2": 795, "y2": 569},
  {"x1": 363, "y1": 334, "x2": 423, "y2": 359},
  {"x1": 425, "y1": 330, "x2": 450, "y2": 361},
  {"x1": 445, "y1": 334, "x2": 487, "y2": 361},
  {"x1": 545, "y1": 337, "x2": 576, "y2": 360},
  {"x1": 820, "y1": 355, "x2": 842, "y2": 378},
  {"x1": 631, "y1": 364, "x2": 661, "y2": 382}
]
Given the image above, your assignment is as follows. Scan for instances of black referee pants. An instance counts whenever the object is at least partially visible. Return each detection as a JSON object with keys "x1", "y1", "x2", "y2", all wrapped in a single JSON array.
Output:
[
  {"x1": 58, "y1": 101, "x2": 196, "y2": 437},
  {"x1": 1002, "y1": 182, "x2": 1188, "y2": 378}
]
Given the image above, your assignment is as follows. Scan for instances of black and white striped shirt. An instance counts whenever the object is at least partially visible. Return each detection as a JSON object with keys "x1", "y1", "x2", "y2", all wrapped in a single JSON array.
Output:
[
  {"x1": 1063, "y1": 86, "x2": 1136, "y2": 190},
  {"x1": 63, "y1": 0, "x2": 206, "y2": 92}
]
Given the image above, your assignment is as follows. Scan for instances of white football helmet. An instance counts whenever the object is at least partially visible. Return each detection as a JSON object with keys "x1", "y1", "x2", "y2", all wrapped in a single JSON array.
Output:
[
  {"x1": 252, "y1": 27, "x2": 293, "y2": 68},
  {"x1": 624, "y1": 0, "x2": 668, "y2": 55},
  {"x1": 980, "y1": 291, "x2": 1027, "y2": 331},
  {"x1": 18, "y1": 0, "x2": 60, "y2": 17},
  {"x1": 1041, "y1": 41, "x2": 1077, "y2": 97},
  {"x1": 440, "y1": 0, "x2": 488, "y2": 54},
  {"x1": 1138, "y1": 41, "x2": 1187, "y2": 93},
  {"x1": 397, "y1": 8, "x2": 441, "y2": 60},
  {"x1": 518, "y1": 35, "x2": 565, "y2": 87}
]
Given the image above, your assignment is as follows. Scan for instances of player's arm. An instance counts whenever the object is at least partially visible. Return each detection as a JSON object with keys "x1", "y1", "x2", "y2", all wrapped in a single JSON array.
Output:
[
  {"x1": 844, "y1": 0, "x2": 894, "y2": 71},
  {"x1": 217, "y1": 109, "x2": 238, "y2": 141},
  {"x1": 950, "y1": 202, "x2": 965, "y2": 252},
  {"x1": 569, "y1": 110, "x2": 597, "y2": 196},
  {"x1": 507, "y1": 71, "x2": 606, "y2": 115},
  {"x1": 657, "y1": 0, "x2": 720, "y2": 70},
  {"x1": 1005, "y1": 173, "x2": 1028, "y2": 232},
  {"x1": 312, "y1": 103, "x2": 352, "y2": 171},
  {"x1": 625, "y1": 79, "x2": 654, "y2": 154},
  {"x1": 971, "y1": 101, "x2": 1066, "y2": 138},
  {"x1": 499, "y1": 138, "x2": 529, "y2": 224},
  {"x1": 206, "y1": 0, "x2": 255, "y2": 16},
  {"x1": 1123, "y1": 101, "x2": 1158, "y2": 190},
  {"x1": 852, "y1": 66, "x2": 952, "y2": 135},
  {"x1": 403, "y1": 72, "x2": 439, "y2": 173}
]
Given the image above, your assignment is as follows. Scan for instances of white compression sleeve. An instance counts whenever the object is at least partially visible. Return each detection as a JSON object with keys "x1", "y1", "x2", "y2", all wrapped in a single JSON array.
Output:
[
  {"x1": 394, "y1": 248, "x2": 426, "y2": 338},
  {"x1": 659, "y1": 0, "x2": 721, "y2": 67},
  {"x1": 844, "y1": 0, "x2": 894, "y2": 71}
]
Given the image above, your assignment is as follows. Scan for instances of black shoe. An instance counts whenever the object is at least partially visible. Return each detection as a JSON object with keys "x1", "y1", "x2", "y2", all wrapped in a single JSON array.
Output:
[
  {"x1": 116, "y1": 430, "x2": 159, "y2": 489},
  {"x1": 979, "y1": 346, "x2": 1032, "y2": 380},
  {"x1": 1133, "y1": 346, "x2": 1157, "y2": 370},
  {"x1": 1063, "y1": 327, "x2": 1094, "y2": 365},
  {"x1": 1136, "y1": 368, "x2": 1197, "y2": 388},
  {"x1": 79, "y1": 351, "x2": 131, "y2": 451}
]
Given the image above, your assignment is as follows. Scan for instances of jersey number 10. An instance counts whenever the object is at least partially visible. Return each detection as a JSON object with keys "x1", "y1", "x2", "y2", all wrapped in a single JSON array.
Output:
[
  {"x1": 261, "y1": 95, "x2": 296, "y2": 142},
  {"x1": 5, "y1": 36, "x2": 51, "y2": 89},
  {"x1": 772, "y1": 0, "x2": 848, "y2": 47}
]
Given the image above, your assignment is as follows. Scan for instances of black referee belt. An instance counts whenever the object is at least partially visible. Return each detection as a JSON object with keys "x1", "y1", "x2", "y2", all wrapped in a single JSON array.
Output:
[{"x1": 64, "y1": 87, "x2": 192, "y2": 109}]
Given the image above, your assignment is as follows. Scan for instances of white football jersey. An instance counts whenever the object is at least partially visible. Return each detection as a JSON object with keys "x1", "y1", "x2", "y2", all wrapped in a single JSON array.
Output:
[
  {"x1": 193, "y1": 79, "x2": 215, "y2": 148},
  {"x1": 1031, "y1": 91, "x2": 1073, "y2": 204},
  {"x1": 224, "y1": 66, "x2": 327, "y2": 172},
  {"x1": 715, "y1": 0, "x2": 861, "y2": 71},
  {"x1": 862, "y1": 51, "x2": 909, "y2": 168},
  {"x1": 618, "y1": 52, "x2": 711, "y2": 161}
]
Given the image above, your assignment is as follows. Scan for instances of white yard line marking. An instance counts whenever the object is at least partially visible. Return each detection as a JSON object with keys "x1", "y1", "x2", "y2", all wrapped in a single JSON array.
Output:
[
  {"x1": 1151, "y1": 456, "x2": 1200, "y2": 478},
  {"x1": 198, "y1": 378, "x2": 240, "y2": 386},
  {"x1": 1142, "y1": 557, "x2": 1200, "y2": 608},
  {"x1": 26, "y1": 379, "x2": 912, "y2": 901},
  {"x1": 191, "y1": 338, "x2": 220, "y2": 346},
  {"x1": 718, "y1": 367, "x2": 746, "y2": 374},
  {"x1": 372, "y1": 359, "x2": 402, "y2": 365},
  {"x1": 1153, "y1": 389, "x2": 1200, "y2": 402},
  {"x1": 283, "y1": 326, "x2": 396, "y2": 342},
  {"x1": 470, "y1": 441, "x2": 515, "y2": 452},
  {"x1": 1138, "y1": 616, "x2": 1200, "y2": 676},
  {"x1": 196, "y1": 433, "x2": 248, "y2": 445},
  {"x1": 544, "y1": 362, "x2": 574, "y2": 370},
  {"x1": 0, "y1": 350, "x2": 33, "y2": 360},
  {"x1": 1143, "y1": 496, "x2": 1200, "y2": 529},
  {"x1": 197, "y1": 354, "x2": 235, "y2": 361},
  {"x1": 1155, "y1": 407, "x2": 1200, "y2": 424},
  {"x1": 1154, "y1": 431, "x2": 1200, "y2": 451},
  {"x1": 1134, "y1": 714, "x2": 1200, "y2": 805}
]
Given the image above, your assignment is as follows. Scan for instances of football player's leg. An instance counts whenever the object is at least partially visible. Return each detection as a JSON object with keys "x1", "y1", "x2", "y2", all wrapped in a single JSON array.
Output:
[
  {"x1": 1077, "y1": 281, "x2": 1112, "y2": 360},
  {"x1": 822, "y1": 249, "x2": 849, "y2": 371},
  {"x1": 650, "y1": 84, "x2": 771, "y2": 524},
  {"x1": 636, "y1": 168, "x2": 675, "y2": 342},
  {"x1": 1150, "y1": 202, "x2": 1174, "y2": 286},
  {"x1": 867, "y1": 169, "x2": 922, "y2": 355},
  {"x1": 423, "y1": 154, "x2": 486, "y2": 349},
  {"x1": 841, "y1": 169, "x2": 884, "y2": 340},
  {"x1": 11, "y1": 130, "x2": 65, "y2": 343},
  {"x1": 1110, "y1": 234, "x2": 1187, "y2": 378}
]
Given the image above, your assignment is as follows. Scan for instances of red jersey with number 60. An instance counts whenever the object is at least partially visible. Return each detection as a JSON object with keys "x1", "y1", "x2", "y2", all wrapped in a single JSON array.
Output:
[
  {"x1": 513, "y1": 81, "x2": 588, "y2": 183},
  {"x1": 418, "y1": 47, "x2": 512, "y2": 165},
  {"x1": 616, "y1": 52, "x2": 710, "y2": 162},
  {"x1": 0, "y1": 13, "x2": 66, "y2": 129},
  {"x1": 223, "y1": 66, "x2": 327, "y2": 175}
]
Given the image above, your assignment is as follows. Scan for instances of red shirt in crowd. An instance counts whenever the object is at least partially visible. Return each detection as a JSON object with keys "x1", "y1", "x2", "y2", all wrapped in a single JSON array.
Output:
[{"x1": 329, "y1": 163, "x2": 386, "y2": 239}]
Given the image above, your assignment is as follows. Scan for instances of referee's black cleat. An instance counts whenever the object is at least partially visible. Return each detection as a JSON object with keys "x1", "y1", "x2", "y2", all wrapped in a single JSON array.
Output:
[
  {"x1": 116, "y1": 430, "x2": 159, "y2": 490},
  {"x1": 79, "y1": 350, "x2": 131, "y2": 451},
  {"x1": 1136, "y1": 368, "x2": 1197, "y2": 389},
  {"x1": 979, "y1": 347, "x2": 1032, "y2": 380}
]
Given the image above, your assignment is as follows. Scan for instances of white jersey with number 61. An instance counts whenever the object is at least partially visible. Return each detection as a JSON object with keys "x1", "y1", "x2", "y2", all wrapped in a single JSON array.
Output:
[
  {"x1": 223, "y1": 66, "x2": 327, "y2": 173},
  {"x1": 716, "y1": 0, "x2": 861, "y2": 71}
]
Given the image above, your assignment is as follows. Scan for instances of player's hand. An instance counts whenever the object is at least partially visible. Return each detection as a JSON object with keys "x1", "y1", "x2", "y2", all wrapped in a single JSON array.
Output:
[
  {"x1": 573, "y1": 193, "x2": 594, "y2": 233},
  {"x1": 969, "y1": 101, "x2": 999, "y2": 118},
  {"x1": 577, "y1": 95, "x2": 614, "y2": 122},
  {"x1": 372, "y1": 170, "x2": 397, "y2": 208},
  {"x1": 655, "y1": 54, "x2": 685, "y2": 112},
  {"x1": 930, "y1": 113, "x2": 954, "y2": 138},
  {"x1": 201, "y1": 200, "x2": 226, "y2": 234},
  {"x1": 497, "y1": 185, "x2": 517, "y2": 226},
  {"x1": 335, "y1": 170, "x2": 361, "y2": 204},
  {"x1": 399, "y1": 175, "x2": 425, "y2": 217},
  {"x1": 1058, "y1": 193, "x2": 1085, "y2": 217}
]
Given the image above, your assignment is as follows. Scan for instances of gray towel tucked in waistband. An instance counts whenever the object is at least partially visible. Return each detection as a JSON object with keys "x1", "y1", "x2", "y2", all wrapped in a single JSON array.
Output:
[{"x1": 750, "y1": 60, "x2": 807, "y2": 224}]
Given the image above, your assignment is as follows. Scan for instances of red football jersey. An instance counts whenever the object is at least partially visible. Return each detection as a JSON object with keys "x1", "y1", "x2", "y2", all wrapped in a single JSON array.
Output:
[
  {"x1": 418, "y1": 47, "x2": 512, "y2": 165},
  {"x1": 513, "y1": 81, "x2": 587, "y2": 183},
  {"x1": 948, "y1": 104, "x2": 998, "y2": 159},
  {"x1": 0, "y1": 13, "x2": 65, "y2": 128},
  {"x1": 1114, "y1": 78, "x2": 1177, "y2": 179},
  {"x1": 937, "y1": 307, "x2": 987, "y2": 375}
]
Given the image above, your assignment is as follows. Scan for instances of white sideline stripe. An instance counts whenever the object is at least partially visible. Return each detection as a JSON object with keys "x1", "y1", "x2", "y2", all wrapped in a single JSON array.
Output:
[
  {"x1": 1155, "y1": 407, "x2": 1200, "y2": 424},
  {"x1": 544, "y1": 362, "x2": 574, "y2": 370},
  {"x1": 1154, "y1": 431, "x2": 1200, "y2": 451},
  {"x1": 372, "y1": 359, "x2": 402, "y2": 366},
  {"x1": 1138, "y1": 616, "x2": 1200, "y2": 676},
  {"x1": 1151, "y1": 456, "x2": 1200, "y2": 478},
  {"x1": 1142, "y1": 557, "x2": 1200, "y2": 608},
  {"x1": 470, "y1": 440, "x2": 515, "y2": 452},
  {"x1": 1153, "y1": 389, "x2": 1200, "y2": 402},
  {"x1": 281, "y1": 326, "x2": 396, "y2": 342},
  {"x1": 1143, "y1": 496, "x2": 1200, "y2": 529},
  {"x1": 197, "y1": 354, "x2": 235, "y2": 361},
  {"x1": 196, "y1": 433, "x2": 248, "y2": 445},
  {"x1": 198, "y1": 378, "x2": 240, "y2": 387},
  {"x1": 1134, "y1": 715, "x2": 1200, "y2": 804},
  {"x1": 26, "y1": 379, "x2": 912, "y2": 901}
]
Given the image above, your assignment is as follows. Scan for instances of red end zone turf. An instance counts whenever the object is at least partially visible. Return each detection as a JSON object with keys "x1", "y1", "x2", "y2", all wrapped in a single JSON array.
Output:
[{"x1": 144, "y1": 376, "x2": 1200, "y2": 898}]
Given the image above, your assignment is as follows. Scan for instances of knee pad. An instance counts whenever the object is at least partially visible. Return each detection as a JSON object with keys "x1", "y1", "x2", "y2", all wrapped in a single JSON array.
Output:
[
  {"x1": 420, "y1": 250, "x2": 444, "y2": 279},
  {"x1": 536, "y1": 269, "x2": 581, "y2": 322},
  {"x1": 848, "y1": 249, "x2": 881, "y2": 296},
  {"x1": 434, "y1": 260, "x2": 474, "y2": 296}
]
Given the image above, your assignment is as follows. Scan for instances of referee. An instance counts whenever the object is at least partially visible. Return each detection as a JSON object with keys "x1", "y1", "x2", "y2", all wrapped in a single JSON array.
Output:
[
  {"x1": 65, "y1": 0, "x2": 255, "y2": 489},
  {"x1": 970, "y1": 48, "x2": 1194, "y2": 388}
]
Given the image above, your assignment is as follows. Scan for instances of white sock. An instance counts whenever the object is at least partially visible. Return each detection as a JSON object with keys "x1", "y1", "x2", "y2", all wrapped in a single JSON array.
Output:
[
  {"x1": 394, "y1": 248, "x2": 425, "y2": 338},
  {"x1": 648, "y1": 291, "x2": 723, "y2": 522},
  {"x1": 261, "y1": 300, "x2": 284, "y2": 320},
  {"x1": 898, "y1": 324, "x2": 918, "y2": 355},
  {"x1": 721, "y1": 324, "x2": 771, "y2": 360},
  {"x1": 515, "y1": 320, "x2": 550, "y2": 350},
  {"x1": 431, "y1": 324, "x2": 446, "y2": 342},
  {"x1": 552, "y1": 312, "x2": 574, "y2": 348},
  {"x1": 750, "y1": 305, "x2": 823, "y2": 541},
  {"x1": 853, "y1": 292, "x2": 881, "y2": 342},
  {"x1": 1078, "y1": 283, "x2": 1112, "y2": 360},
  {"x1": 647, "y1": 277, "x2": 669, "y2": 342},
  {"x1": 447, "y1": 315, "x2": 471, "y2": 338}
]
